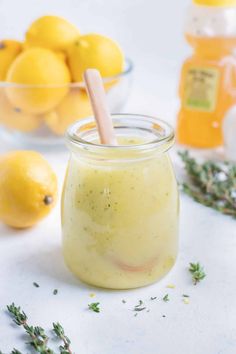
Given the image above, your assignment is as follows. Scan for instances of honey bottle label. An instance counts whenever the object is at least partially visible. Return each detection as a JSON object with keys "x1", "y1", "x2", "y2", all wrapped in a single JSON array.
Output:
[{"x1": 184, "y1": 67, "x2": 219, "y2": 112}]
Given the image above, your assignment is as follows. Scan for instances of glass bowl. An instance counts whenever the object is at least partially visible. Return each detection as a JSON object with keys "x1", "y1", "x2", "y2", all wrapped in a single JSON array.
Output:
[{"x1": 0, "y1": 58, "x2": 133, "y2": 147}]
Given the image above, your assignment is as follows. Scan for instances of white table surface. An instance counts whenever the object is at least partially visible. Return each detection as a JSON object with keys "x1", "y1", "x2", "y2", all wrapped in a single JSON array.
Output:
[{"x1": 1, "y1": 60, "x2": 236, "y2": 354}]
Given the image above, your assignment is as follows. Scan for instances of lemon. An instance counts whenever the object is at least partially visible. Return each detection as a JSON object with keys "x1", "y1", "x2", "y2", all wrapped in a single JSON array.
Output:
[
  {"x1": 23, "y1": 40, "x2": 67, "y2": 62},
  {"x1": 68, "y1": 33, "x2": 124, "y2": 82},
  {"x1": 25, "y1": 15, "x2": 79, "y2": 51},
  {"x1": 0, "y1": 39, "x2": 22, "y2": 81},
  {"x1": 0, "y1": 151, "x2": 57, "y2": 228},
  {"x1": 55, "y1": 50, "x2": 67, "y2": 62},
  {"x1": 44, "y1": 90, "x2": 92, "y2": 135},
  {"x1": 6, "y1": 47, "x2": 71, "y2": 114},
  {"x1": 22, "y1": 40, "x2": 30, "y2": 50},
  {"x1": 0, "y1": 90, "x2": 40, "y2": 132}
]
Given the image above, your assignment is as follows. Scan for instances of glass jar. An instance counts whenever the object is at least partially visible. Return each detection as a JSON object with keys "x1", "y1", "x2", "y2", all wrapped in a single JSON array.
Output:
[{"x1": 62, "y1": 114, "x2": 179, "y2": 289}]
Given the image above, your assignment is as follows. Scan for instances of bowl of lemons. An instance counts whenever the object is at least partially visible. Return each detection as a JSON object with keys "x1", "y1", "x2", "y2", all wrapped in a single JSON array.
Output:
[{"x1": 0, "y1": 15, "x2": 133, "y2": 146}]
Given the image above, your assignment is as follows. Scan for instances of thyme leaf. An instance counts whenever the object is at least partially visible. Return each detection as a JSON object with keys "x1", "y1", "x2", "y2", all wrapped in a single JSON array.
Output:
[
  {"x1": 189, "y1": 262, "x2": 206, "y2": 285},
  {"x1": 88, "y1": 302, "x2": 100, "y2": 313}
]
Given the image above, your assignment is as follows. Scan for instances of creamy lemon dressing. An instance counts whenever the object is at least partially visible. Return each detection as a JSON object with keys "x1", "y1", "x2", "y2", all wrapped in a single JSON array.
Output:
[{"x1": 62, "y1": 135, "x2": 179, "y2": 289}]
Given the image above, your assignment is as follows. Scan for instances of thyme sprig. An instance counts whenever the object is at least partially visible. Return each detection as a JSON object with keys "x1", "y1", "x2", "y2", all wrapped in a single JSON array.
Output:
[
  {"x1": 53, "y1": 323, "x2": 72, "y2": 354},
  {"x1": 6, "y1": 303, "x2": 73, "y2": 354},
  {"x1": 7, "y1": 303, "x2": 53, "y2": 353},
  {"x1": 189, "y1": 262, "x2": 206, "y2": 285},
  {"x1": 179, "y1": 150, "x2": 236, "y2": 217},
  {"x1": 88, "y1": 302, "x2": 100, "y2": 313},
  {"x1": 162, "y1": 294, "x2": 169, "y2": 302}
]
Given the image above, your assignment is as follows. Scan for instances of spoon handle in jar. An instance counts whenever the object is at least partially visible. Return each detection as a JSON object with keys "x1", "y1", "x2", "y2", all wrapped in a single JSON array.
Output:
[{"x1": 83, "y1": 69, "x2": 118, "y2": 146}]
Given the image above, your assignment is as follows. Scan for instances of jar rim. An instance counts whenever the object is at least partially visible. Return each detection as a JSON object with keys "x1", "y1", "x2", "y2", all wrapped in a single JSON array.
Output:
[{"x1": 65, "y1": 114, "x2": 175, "y2": 156}]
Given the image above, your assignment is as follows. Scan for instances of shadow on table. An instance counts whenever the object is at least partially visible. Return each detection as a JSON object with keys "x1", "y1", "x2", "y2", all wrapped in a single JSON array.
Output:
[
  {"x1": 25, "y1": 245, "x2": 96, "y2": 291},
  {"x1": 0, "y1": 223, "x2": 30, "y2": 237},
  {"x1": 26, "y1": 245, "x2": 140, "y2": 295},
  {"x1": 2, "y1": 220, "x2": 152, "y2": 294}
]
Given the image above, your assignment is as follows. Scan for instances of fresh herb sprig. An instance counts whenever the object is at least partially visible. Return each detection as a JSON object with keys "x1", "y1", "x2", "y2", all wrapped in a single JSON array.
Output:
[
  {"x1": 179, "y1": 150, "x2": 236, "y2": 217},
  {"x1": 53, "y1": 323, "x2": 72, "y2": 354},
  {"x1": 88, "y1": 302, "x2": 100, "y2": 313},
  {"x1": 162, "y1": 294, "x2": 169, "y2": 302},
  {"x1": 6, "y1": 303, "x2": 73, "y2": 354},
  {"x1": 7, "y1": 303, "x2": 54, "y2": 354},
  {"x1": 189, "y1": 262, "x2": 206, "y2": 285}
]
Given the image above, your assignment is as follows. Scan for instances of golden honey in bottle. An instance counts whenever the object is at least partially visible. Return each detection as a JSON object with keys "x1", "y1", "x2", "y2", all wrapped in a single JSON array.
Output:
[{"x1": 177, "y1": 0, "x2": 236, "y2": 148}]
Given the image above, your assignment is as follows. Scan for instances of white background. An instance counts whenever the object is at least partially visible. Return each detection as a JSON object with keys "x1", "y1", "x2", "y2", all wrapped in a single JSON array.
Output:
[
  {"x1": 1, "y1": 1, "x2": 236, "y2": 354},
  {"x1": 0, "y1": 0, "x2": 190, "y2": 61},
  {"x1": 0, "y1": 0, "x2": 191, "y2": 123}
]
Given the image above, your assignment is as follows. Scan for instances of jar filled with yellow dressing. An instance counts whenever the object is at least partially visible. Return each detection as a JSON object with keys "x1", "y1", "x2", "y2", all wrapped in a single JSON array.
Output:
[{"x1": 62, "y1": 114, "x2": 179, "y2": 289}]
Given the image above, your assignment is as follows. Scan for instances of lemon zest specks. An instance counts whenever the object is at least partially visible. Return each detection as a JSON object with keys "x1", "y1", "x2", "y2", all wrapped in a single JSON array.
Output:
[
  {"x1": 166, "y1": 284, "x2": 175, "y2": 289},
  {"x1": 183, "y1": 298, "x2": 190, "y2": 305}
]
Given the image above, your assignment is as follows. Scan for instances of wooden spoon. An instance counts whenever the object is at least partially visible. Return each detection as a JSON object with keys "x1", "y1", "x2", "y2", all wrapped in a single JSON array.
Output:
[{"x1": 83, "y1": 69, "x2": 117, "y2": 145}]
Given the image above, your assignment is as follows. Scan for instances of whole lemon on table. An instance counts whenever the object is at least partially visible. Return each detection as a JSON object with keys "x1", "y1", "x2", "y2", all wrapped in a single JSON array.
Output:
[
  {"x1": 0, "y1": 91, "x2": 40, "y2": 132},
  {"x1": 0, "y1": 151, "x2": 57, "y2": 228},
  {"x1": 68, "y1": 33, "x2": 124, "y2": 82},
  {"x1": 6, "y1": 47, "x2": 71, "y2": 114},
  {"x1": 25, "y1": 15, "x2": 79, "y2": 51},
  {"x1": 44, "y1": 90, "x2": 92, "y2": 135},
  {"x1": 0, "y1": 39, "x2": 22, "y2": 81}
]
